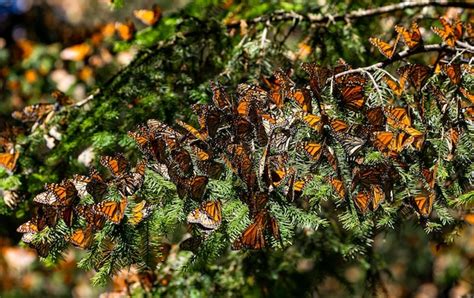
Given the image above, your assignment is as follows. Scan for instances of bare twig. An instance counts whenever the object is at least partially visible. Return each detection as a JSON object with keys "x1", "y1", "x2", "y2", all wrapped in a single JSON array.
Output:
[{"x1": 226, "y1": 1, "x2": 474, "y2": 28}]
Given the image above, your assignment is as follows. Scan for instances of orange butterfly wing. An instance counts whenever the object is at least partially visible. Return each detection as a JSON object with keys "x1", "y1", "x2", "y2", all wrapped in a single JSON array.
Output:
[
  {"x1": 94, "y1": 197, "x2": 127, "y2": 224},
  {"x1": 395, "y1": 22, "x2": 422, "y2": 50},
  {"x1": 68, "y1": 227, "x2": 93, "y2": 249},
  {"x1": 354, "y1": 191, "x2": 371, "y2": 213},
  {"x1": 0, "y1": 151, "x2": 19, "y2": 171},
  {"x1": 369, "y1": 37, "x2": 398, "y2": 59}
]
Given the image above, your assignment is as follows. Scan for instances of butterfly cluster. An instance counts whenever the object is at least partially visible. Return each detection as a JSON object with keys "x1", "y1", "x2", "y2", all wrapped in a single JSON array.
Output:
[
  {"x1": 16, "y1": 153, "x2": 153, "y2": 256},
  {"x1": 14, "y1": 16, "x2": 474, "y2": 257},
  {"x1": 369, "y1": 16, "x2": 471, "y2": 60},
  {"x1": 0, "y1": 90, "x2": 79, "y2": 178}
]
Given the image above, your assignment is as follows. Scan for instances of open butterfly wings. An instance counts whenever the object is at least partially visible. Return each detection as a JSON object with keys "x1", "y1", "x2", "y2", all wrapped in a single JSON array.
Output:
[
  {"x1": 187, "y1": 200, "x2": 222, "y2": 230},
  {"x1": 93, "y1": 196, "x2": 127, "y2": 224}
]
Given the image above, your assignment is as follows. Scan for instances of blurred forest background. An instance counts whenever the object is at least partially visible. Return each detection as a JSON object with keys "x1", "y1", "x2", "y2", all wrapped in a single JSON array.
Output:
[{"x1": 0, "y1": 0, "x2": 473, "y2": 297}]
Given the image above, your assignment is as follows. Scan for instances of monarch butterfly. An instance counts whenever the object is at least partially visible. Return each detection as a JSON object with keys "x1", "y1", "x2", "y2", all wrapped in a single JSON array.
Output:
[
  {"x1": 100, "y1": 153, "x2": 129, "y2": 178},
  {"x1": 413, "y1": 189, "x2": 435, "y2": 218},
  {"x1": 170, "y1": 147, "x2": 193, "y2": 176},
  {"x1": 20, "y1": 232, "x2": 50, "y2": 257},
  {"x1": 333, "y1": 58, "x2": 352, "y2": 77},
  {"x1": 32, "y1": 206, "x2": 60, "y2": 230},
  {"x1": 397, "y1": 64, "x2": 431, "y2": 91},
  {"x1": 445, "y1": 127, "x2": 461, "y2": 160},
  {"x1": 34, "y1": 180, "x2": 77, "y2": 206},
  {"x1": 270, "y1": 127, "x2": 294, "y2": 152},
  {"x1": 299, "y1": 141, "x2": 323, "y2": 161},
  {"x1": 87, "y1": 170, "x2": 108, "y2": 199},
  {"x1": 0, "y1": 151, "x2": 19, "y2": 172},
  {"x1": 286, "y1": 173, "x2": 312, "y2": 202},
  {"x1": 115, "y1": 160, "x2": 146, "y2": 196},
  {"x1": 128, "y1": 127, "x2": 151, "y2": 152},
  {"x1": 232, "y1": 211, "x2": 279, "y2": 250},
  {"x1": 232, "y1": 116, "x2": 254, "y2": 141},
  {"x1": 93, "y1": 196, "x2": 127, "y2": 224},
  {"x1": 289, "y1": 88, "x2": 312, "y2": 112},
  {"x1": 236, "y1": 83, "x2": 269, "y2": 108},
  {"x1": 384, "y1": 107, "x2": 423, "y2": 137},
  {"x1": 72, "y1": 169, "x2": 108, "y2": 200},
  {"x1": 303, "y1": 113, "x2": 323, "y2": 133},
  {"x1": 210, "y1": 81, "x2": 232, "y2": 111},
  {"x1": 197, "y1": 160, "x2": 224, "y2": 179},
  {"x1": 262, "y1": 74, "x2": 285, "y2": 108},
  {"x1": 370, "y1": 184, "x2": 385, "y2": 211},
  {"x1": 17, "y1": 220, "x2": 39, "y2": 233},
  {"x1": 187, "y1": 200, "x2": 222, "y2": 230},
  {"x1": 431, "y1": 16, "x2": 463, "y2": 48},
  {"x1": 115, "y1": 19, "x2": 136, "y2": 41},
  {"x1": 369, "y1": 35, "x2": 400, "y2": 59},
  {"x1": 383, "y1": 73, "x2": 407, "y2": 97},
  {"x1": 147, "y1": 119, "x2": 181, "y2": 138},
  {"x1": 330, "y1": 118, "x2": 350, "y2": 133},
  {"x1": 236, "y1": 97, "x2": 252, "y2": 117},
  {"x1": 192, "y1": 104, "x2": 221, "y2": 138},
  {"x1": 128, "y1": 200, "x2": 154, "y2": 225},
  {"x1": 176, "y1": 176, "x2": 208, "y2": 200},
  {"x1": 354, "y1": 190, "x2": 372, "y2": 213},
  {"x1": 130, "y1": 128, "x2": 168, "y2": 164},
  {"x1": 269, "y1": 167, "x2": 291, "y2": 187},
  {"x1": 328, "y1": 177, "x2": 346, "y2": 200},
  {"x1": 366, "y1": 107, "x2": 386, "y2": 129},
  {"x1": 180, "y1": 235, "x2": 204, "y2": 252},
  {"x1": 60, "y1": 43, "x2": 91, "y2": 62},
  {"x1": 11, "y1": 103, "x2": 55, "y2": 123},
  {"x1": 67, "y1": 226, "x2": 93, "y2": 249},
  {"x1": 335, "y1": 83, "x2": 366, "y2": 111},
  {"x1": 324, "y1": 146, "x2": 339, "y2": 172},
  {"x1": 441, "y1": 63, "x2": 461, "y2": 85},
  {"x1": 254, "y1": 113, "x2": 269, "y2": 147},
  {"x1": 301, "y1": 62, "x2": 331, "y2": 97},
  {"x1": 372, "y1": 131, "x2": 414, "y2": 157},
  {"x1": 422, "y1": 164, "x2": 438, "y2": 190},
  {"x1": 333, "y1": 132, "x2": 366, "y2": 157},
  {"x1": 133, "y1": 5, "x2": 161, "y2": 26},
  {"x1": 395, "y1": 21, "x2": 423, "y2": 50},
  {"x1": 176, "y1": 119, "x2": 206, "y2": 141},
  {"x1": 351, "y1": 164, "x2": 396, "y2": 191},
  {"x1": 75, "y1": 205, "x2": 106, "y2": 229}
]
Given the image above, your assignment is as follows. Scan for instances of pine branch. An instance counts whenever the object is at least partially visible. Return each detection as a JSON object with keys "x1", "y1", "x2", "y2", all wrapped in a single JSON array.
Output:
[{"x1": 226, "y1": 1, "x2": 474, "y2": 28}]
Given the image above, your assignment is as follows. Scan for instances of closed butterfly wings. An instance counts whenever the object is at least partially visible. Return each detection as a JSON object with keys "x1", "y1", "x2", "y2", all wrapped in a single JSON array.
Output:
[
  {"x1": 128, "y1": 200, "x2": 155, "y2": 225},
  {"x1": 232, "y1": 211, "x2": 280, "y2": 250},
  {"x1": 115, "y1": 160, "x2": 146, "y2": 196},
  {"x1": 431, "y1": 16, "x2": 463, "y2": 48},
  {"x1": 0, "y1": 151, "x2": 20, "y2": 172},
  {"x1": 395, "y1": 21, "x2": 423, "y2": 50}
]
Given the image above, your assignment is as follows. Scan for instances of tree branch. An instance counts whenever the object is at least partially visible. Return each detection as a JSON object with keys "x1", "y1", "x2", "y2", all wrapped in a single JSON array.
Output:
[
  {"x1": 226, "y1": 1, "x2": 474, "y2": 28},
  {"x1": 333, "y1": 44, "x2": 454, "y2": 79}
]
